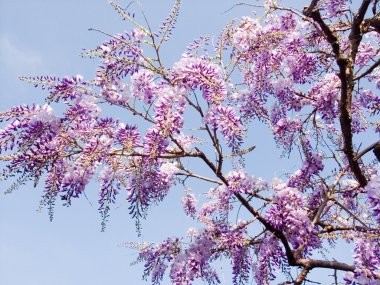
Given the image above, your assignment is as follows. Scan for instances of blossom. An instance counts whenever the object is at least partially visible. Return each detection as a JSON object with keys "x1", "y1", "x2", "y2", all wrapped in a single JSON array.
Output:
[
  {"x1": 2, "y1": 2, "x2": 380, "y2": 284},
  {"x1": 308, "y1": 73, "x2": 340, "y2": 122},
  {"x1": 266, "y1": 183, "x2": 321, "y2": 253},
  {"x1": 351, "y1": 238, "x2": 380, "y2": 282},
  {"x1": 170, "y1": 233, "x2": 216, "y2": 284},
  {"x1": 29, "y1": 104, "x2": 58, "y2": 126},
  {"x1": 204, "y1": 105, "x2": 245, "y2": 148},
  {"x1": 61, "y1": 159, "x2": 100, "y2": 203},
  {"x1": 182, "y1": 192, "x2": 197, "y2": 218},
  {"x1": 130, "y1": 69, "x2": 157, "y2": 104},
  {"x1": 172, "y1": 55, "x2": 227, "y2": 104},
  {"x1": 100, "y1": 81, "x2": 129, "y2": 105},
  {"x1": 127, "y1": 158, "x2": 177, "y2": 222},
  {"x1": 320, "y1": 0, "x2": 349, "y2": 17},
  {"x1": 115, "y1": 123, "x2": 140, "y2": 152},
  {"x1": 154, "y1": 86, "x2": 186, "y2": 135},
  {"x1": 366, "y1": 173, "x2": 380, "y2": 225},
  {"x1": 143, "y1": 128, "x2": 169, "y2": 158},
  {"x1": 254, "y1": 233, "x2": 285, "y2": 285}
]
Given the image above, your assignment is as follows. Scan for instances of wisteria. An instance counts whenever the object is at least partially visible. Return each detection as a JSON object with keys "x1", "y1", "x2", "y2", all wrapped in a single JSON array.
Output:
[
  {"x1": 366, "y1": 173, "x2": 380, "y2": 226},
  {"x1": 266, "y1": 183, "x2": 321, "y2": 254},
  {"x1": 2, "y1": 0, "x2": 380, "y2": 284},
  {"x1": 347, "y1": 238, "x2": 380, "y2": 283},
  {"x1": 172, "y1": 55, "x2": 227, "y2": 105}
]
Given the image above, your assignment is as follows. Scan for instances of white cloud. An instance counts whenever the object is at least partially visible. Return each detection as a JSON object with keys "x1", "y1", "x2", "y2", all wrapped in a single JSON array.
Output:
[{"x1": 0, "y1": 34, "x2": 44, "y2": 75}]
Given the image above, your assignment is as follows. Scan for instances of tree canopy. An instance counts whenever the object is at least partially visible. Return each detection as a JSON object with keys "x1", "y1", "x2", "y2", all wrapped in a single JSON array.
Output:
[{"x1": 1, "y1": 0, "x2": 380, "y2": 284}]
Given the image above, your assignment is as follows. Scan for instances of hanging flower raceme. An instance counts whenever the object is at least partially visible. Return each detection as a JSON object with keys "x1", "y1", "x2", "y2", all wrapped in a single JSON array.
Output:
[
  {"x1": 115, "y1": 123, "x2": 140, "y2": 152},
  {"x1": 94, "y1": 29, "x2": 145, "y2": 84},
  {"x1": 169, "y1": 233, "x2": 217, "y2": 285},
  {"x1": 204, "y1": 105, "x2": 245, "y2": 148},
  {"x1": 227, "y1": 170, "x2": 267, "y2": 195},
  {"x1": 130, "y1": 69, "x2": 158, "y2": 104},
  {"x1": 143, "y1": 128, "x2": 169, "y2": 158},
  {"x1": 136, "y1": 237, "x2": 181, "y2": 284},
  {"x1": 308, "y1": 73, "x2": 340, "y2": 122},
  {"x1": 154, "y1": 86, "x2": 187, "y2": 136},
  {"x1": 254, "y1": 233, "x2": 286, "y2": 285},
  {"x1": 0, "y1": 104, "x2": 63, "y2": 182},
  {"x1": 288, "y1": 151, "x2": 324, "y2": 190},
  {"x1": 182, "y1": 192, "x2": 197, "y2": 218},
  {"x1": 344, "y1": 238, "x2": 380, "y2": 284},
  {"x1": 172, "y1": 55, "x2": 227, "y2": 104},
  {"x1": 365, "y1": 173, "x2": 380, "y2": 226},
  {"x1": 135, "y1": 230, "x2": 219, "y2": 285},
  {"x1": 265, "y1": 183, "x2": 321, "y2": 254},
  {"x1": 126, "y1": 157, "x2": 178, "y2": 222},
  {"x1": 100, "y1": 80, "x2": 129, "y2": 106}
]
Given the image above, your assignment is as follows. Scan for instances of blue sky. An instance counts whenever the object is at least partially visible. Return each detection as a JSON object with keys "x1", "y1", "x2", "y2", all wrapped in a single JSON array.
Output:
[{"x1": 0, "y1": 1, "x2": 354, "y2": 284}]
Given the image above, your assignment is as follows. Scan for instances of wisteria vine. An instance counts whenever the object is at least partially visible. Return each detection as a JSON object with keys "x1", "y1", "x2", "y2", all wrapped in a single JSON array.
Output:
[{"x1": 1, "y1": 0, "x2": 380, "y2": 284}]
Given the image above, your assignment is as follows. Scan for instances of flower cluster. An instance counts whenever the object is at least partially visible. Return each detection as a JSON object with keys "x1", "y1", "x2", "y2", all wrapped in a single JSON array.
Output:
[
  {"x1": 319, "y1": 0, "x2": 349, "y2": 18},
  {"x1": 143, "y1": 128, "x2": 169, "y2": 158},
  {"x1": 115, "y1": 123, "x2": 140, "y2": 152},
  {"x1": 308, "y1": 73, "x2": 340, "y2": 122},
  {"x1": 266, "y1": 183, "x2": 320, "y2": 253},
  {"x1": 100, "y1": 80, "x2": 129, "y2": 105},
  {"x1": 182, "y1": 192, "x2": 197, "y2": 218},
  {"x1": 127, "y1": 158, "x2": 178, "y2": 223},
  {"x1": 271, "y1": 115, "x2": 302, "y2": 149},
  {"x1": 98, "y1": 165, "x2": 121, "y2": 230},
  {"x1": 199, "y1": 185, "x2": 232, "y2": 223},
  {"x1": 365, "y1": 173, "x2": 380, "y2": 226},
  {"x1": 359, "y1": 89, "x2": 380, "y2": 116},
  {"x1": 204, "y1": 105, "x2": 245, "y2": 148},
  {"x1": 169, "y1": 233, "x2": 217, "y2": 285},
  {"x1": 94, "y1": 30, "x2": 144, "y2": 85},
  {"x1": 172, "y1": 56, "x2": 227, "y2": 104},
  {"x1": 217, "y1": 224, "x2": 252, "y2": 285},
  {"x1": 288, "y1": 151, "x2": 324, "y2": 190},
  {"x1": 254, "y1": 233, "x2": 286, "y2": 285},
  {"x1": 227, "y1": 170, "x2": 267, "y2": 194},
  {"x1": 137, "y1": 237, "x2": 181, "y2": 284},
  {"x1": 131, "y1": 70, "x2": 158, "y2": 104},
  {"x1": 136, "y1": 231, "x2": 219, "y2": 285},
  {"x1": 346, "y1": 238, "x2": 380, "y2": 283},
  {"x1": 154, "y1": 86, "x2": 186, "y2": 135}
]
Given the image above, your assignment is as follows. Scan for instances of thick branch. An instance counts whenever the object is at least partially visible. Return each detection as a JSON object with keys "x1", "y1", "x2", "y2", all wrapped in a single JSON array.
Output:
[
  {"x1": 306, "y1": 6, "x2": 369, "y2": 187},
  {"x1": 349, "y1": 0, "x2": 371, "y2": 61},
  {"x1": 318, "y1": 223, "x2": 380, "y2": 234},
  {"x1": 303, "y1": 0, "x2": 320, "y2": 17},
  {"x1": 306, "y1": 9, "x2": 341, "y2": 57},
  {"x1": 295, "y1": 259, "x2": 355, "y2": 272},
  {"x1": 295, "y1": 267, "x2": 311, "y2": 285}
]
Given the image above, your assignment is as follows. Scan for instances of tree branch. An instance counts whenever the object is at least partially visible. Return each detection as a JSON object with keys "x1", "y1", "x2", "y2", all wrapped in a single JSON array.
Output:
[
  {"x1": 295, "y1": 267, "x2": 311, "y2": 285},
  {"x1": 306, "y1": 5, "x2": 370, "y2": 187},
  {"x1": 354, "y1": 57, "x2": 380, "y2": 80},
  {"x1": 295, "y1": 258, "x2": 355, "y2": 272},
  {"x1": 303, "y1": 0, "x2": 320, "y2": 17}
]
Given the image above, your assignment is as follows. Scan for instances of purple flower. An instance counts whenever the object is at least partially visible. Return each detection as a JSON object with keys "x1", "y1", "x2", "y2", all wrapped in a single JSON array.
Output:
[
  {"x1": 366, "y1": 173, "x2": 380, "y2": 226},
  {"x1": 154, "y1": 86, "x2": 186, "y2": 135},
  {"x1": 172, "y1": 55, "x2": 227, "y2": 104},
  {"x1": 143, "y1": 128, "x2": 169, "y2": 158},
  {"x1": 266, "y1": 183, "x2": 321, "y2": 253},
  {"x1": 131, "y1": 70, "x2": 157, "y2": 104},
  {"x1": 204, "y1": 105, "x2": 245, "y2": 148},
  {"x1": 351, "y1": 238, "x2": 380, "y2": 281},
  {"x1": 182, "y1": 192, "x2": 197, "y2": 218}
]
